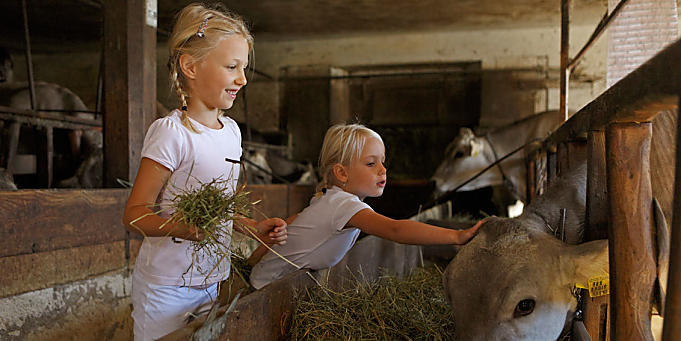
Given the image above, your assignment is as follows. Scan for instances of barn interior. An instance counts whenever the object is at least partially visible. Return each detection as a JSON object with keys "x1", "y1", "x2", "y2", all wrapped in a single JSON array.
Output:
[{"x1": 1, "y1": 0, "x2": 681, "y2": 340}]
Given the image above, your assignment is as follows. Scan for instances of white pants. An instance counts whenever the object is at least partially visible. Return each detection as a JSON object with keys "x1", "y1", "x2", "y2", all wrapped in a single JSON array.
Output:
[{"x1": 131, "y1": 272, "x2": 218, "y2": 341}]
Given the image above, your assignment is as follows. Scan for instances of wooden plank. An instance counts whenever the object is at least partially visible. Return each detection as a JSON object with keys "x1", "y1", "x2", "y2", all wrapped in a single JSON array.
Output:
[
  {"x1": 557, "y1": 142, "x2": 568, "y2": 177},
  {"x1": 287, "y1": 184, "x2": 315, "y2": 216},
  {"x1": 526, "y1": 158, "x2": 536, "y2": 203},
  {"x1": 583, "y1": 130, "x2": 609, "y2": 340},
  {"x1": 585, "y1": 131, "x2": 608, "y2": 241},
  {"x1": 567, "y1": 139, "x2": 587, "y2": 170},
  {"x1": 0, "y1": 189, "x2": 129, "y2": 258},
  {"x1": 0, "y1": 240, "x2": 127, "y2": 298},
  {"x1": 606, "y1": 122, "x2": 655, "y2": 341},
  {"x1": 549, "y1": 38, "x2": 681, "y2": 145},
  {"x1": 246, "y1": 184, "x2": 315, "y2": 220},
  {"x1": 103, "y1": 0, "x2": 155, "y2": 187},
  {"x1": 663, "y1": 97, "x2": 681, "y2": 340},
  {"x1": 5, "y1": 121, "x2": 20, "y2": 172}
]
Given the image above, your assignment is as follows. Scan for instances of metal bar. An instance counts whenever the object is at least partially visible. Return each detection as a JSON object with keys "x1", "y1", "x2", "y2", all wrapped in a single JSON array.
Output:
[
  {"x1": 560, "y1": 0, "x2": 571, "y2": 122},
  {"x1": 0, "y1": 106, "x2": 102, "y2": 127},
  {"x1": 568, "y1": 0, "x2": 631, "y2": 71},
  {"x1": 20, "y1": 0, "x2": 36, "y2": 111},
  {"x1": 0, "y1": 113, "x2": 98, "y2": 130},
  {"x1": 663, "y1": 93, "x2": 681, "y2": 340}
]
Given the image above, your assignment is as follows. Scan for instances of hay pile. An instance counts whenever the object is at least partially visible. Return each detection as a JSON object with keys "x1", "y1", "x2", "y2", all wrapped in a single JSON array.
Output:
[
  {"x1": 165, "y1": 179, "x2": 256, "y2": 277},
  {"x1": 289, "y1": 265, "x2": 454, "y2": 340}
]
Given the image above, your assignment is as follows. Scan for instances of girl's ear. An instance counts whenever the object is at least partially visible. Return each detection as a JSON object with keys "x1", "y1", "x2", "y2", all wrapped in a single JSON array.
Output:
[
  {"x1": 333, "y1": 163, "x2": 348, "y2": 184},
  {"x1": 179, "y1": 54, "x2": 197, "y2": 80}
]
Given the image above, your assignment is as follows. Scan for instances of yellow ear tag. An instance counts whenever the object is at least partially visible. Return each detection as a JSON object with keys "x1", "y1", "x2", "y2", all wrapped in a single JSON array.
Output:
[{"x1": 576, "y1": 275, "x2": 609, "y2": 298}]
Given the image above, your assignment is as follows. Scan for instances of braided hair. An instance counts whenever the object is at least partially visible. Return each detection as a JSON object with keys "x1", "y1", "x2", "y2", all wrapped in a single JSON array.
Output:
[{"x1": 167, "y1": 2, "x2": 253, "y2": 133}]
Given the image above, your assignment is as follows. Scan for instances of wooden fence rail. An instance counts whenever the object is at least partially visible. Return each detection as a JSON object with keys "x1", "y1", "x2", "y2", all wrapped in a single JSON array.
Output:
[{"x1": 531, "y1": 38, "x2": 681, "y2": 340}]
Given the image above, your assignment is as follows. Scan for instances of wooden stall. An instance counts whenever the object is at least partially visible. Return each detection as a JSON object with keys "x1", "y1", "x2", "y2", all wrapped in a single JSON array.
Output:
[{"x1": 527, "y1": 37, "x2": 681, "y2": 340}]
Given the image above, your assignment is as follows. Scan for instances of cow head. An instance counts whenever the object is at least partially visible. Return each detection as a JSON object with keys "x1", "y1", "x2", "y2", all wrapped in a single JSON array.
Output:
[
  {"x1": 443, "y1": 217, "x2": 608, "y2": 340},
  {"x1": 432, "y1": 127, "x2": 500, "y2": 194}
]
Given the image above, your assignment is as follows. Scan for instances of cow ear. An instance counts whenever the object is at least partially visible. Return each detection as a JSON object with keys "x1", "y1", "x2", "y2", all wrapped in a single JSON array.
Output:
[
  {"x1": 560, "y1": 240, "x2": 609, "y2": 287},
  {"x1": 459, "y1": 127, "x2": 473, "y2": 137}
]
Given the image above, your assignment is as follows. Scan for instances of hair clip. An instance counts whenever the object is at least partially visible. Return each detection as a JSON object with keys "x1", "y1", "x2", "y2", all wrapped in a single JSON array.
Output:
[{"x1": 196, "y1": 18, "x2": 209, "y2": 38}]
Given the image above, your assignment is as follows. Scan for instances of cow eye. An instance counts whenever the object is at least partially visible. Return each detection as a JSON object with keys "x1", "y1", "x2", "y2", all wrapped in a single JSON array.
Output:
[
  {"x1": 454, "y1": 151, "x2": 464, "y2": 159},
  {"x1": 513, "y1": 299, "x2": 535, "y2": 318}
]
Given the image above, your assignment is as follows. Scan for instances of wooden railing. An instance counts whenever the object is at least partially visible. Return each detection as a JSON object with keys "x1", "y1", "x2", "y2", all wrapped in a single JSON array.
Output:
[{"x1": 528, "y1": 38, "x2": 681, "y2": 340}]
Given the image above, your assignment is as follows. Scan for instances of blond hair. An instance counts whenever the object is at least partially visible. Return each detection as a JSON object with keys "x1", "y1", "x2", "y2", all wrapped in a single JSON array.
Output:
[
  {"x1": 317, "y1": 123, "x2": 383, "y2": 192},
  {"x1": 167, "y1": 2, "x2": 254, "y2": 133}
]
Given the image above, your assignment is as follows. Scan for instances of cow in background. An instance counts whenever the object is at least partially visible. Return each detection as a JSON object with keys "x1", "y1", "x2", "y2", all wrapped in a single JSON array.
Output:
[
  {"x1": 0, "y1": 47, "x2": 102, "y2": 188},
  {"x1": 432, "y1": 110, "x2": 563, "y2": 214}
]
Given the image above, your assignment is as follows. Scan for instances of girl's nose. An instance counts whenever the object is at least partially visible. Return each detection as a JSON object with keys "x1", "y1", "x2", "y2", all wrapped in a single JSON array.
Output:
[
  {"x1": 378, "y1": 162, "x2": 386, "y2": 175},
  {"x1": 236, "y1": 69, "x2": 247, "y2": 86}
]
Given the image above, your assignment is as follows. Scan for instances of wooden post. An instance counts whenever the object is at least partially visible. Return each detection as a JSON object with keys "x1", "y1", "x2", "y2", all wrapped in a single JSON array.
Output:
[
  {"x1": 526, "y1": 157, "x2": 536, "y2": 203},
  {"x1": 584, "y1": 129, "x2": 610, "y2": 340},
  {"x1": 663, "y1": 98, "x2": 681, "y2": 340},
  {"x1": 586, "y1": 130, "x2": 608, "y2": 241},
  {"x1": 557, "y1": 142, "x2": 568, "y2": 175},
  {"x1": 606, "y1": 122, "x2": 655, "y2": 341},
  {"x1": 103, "y1": 0, "x2": 156, "y2": 187},
  {"x1": 36, "y1": 126, "x2": 53, "y2": 188},
  {"x1": 560, "y1": 0, "x2": 571, "y2": 122}
]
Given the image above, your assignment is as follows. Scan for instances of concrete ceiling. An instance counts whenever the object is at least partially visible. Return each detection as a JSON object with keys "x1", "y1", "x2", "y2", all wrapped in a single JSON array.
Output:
[{"x1": 0, "y1": 0, "x2": 623, "y2": 51}]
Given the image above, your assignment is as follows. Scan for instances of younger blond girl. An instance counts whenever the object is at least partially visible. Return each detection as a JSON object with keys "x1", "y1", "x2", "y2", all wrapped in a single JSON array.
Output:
[{"x1": 249, "y1": 123, "x2": 484, "y2": 289}]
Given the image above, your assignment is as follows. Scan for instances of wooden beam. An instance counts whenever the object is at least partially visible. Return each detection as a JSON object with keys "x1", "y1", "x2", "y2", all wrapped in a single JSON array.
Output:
[
  {"x1": 0, "y1": 189, "x2": 129, "y2": 258},
  {"x1": 0, "y1": 241, "x2": 127, "y2": 298},
  {"x1": 584, "y1": 130, "x2": 609, "y2": 340},
  {"x1": 103, "y1": 0, "x2": 156, "y2": 187},
  {"x1": 606, "y1": 122, "x2": 655, "y2": 341},
  {"x1": 663, "y1": 96, "x2": 681, "y2": 340},
  {"x1": 585, "y1": 130, "x2": 608, "y2": 241},
  {"x1": 560, "y1": 0, "x2": 571, "y2": 122}
]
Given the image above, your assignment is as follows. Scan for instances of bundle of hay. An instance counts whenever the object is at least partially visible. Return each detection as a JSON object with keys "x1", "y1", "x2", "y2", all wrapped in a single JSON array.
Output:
[
  {"x1": 289, "y1": 265, "x2": 454, "y2": 340},
  {"x1": 161, "y1": 179, "x2": 257, "y2": 278}
]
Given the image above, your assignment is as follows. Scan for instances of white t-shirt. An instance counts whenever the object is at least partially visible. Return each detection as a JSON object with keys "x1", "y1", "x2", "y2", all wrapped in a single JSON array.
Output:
[
  {"x1": 250, "y1": 186, "x2": 371, "y2": 289},
  {"x1": 134, "y1": 110, "x2": 242, "y2": 286}
]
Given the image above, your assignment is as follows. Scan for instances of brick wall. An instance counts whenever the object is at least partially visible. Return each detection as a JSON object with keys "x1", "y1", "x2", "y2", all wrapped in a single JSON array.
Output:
[{"x1": 607, "y1": 0, "x2": 679, "y2": 87}]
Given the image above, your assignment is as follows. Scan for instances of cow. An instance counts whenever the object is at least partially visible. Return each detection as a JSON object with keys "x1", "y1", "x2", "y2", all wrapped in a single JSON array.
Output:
[
  {"x1": 431, "y1": 110, "x2": 564, "y2": 211},
  {"x1": 0, "y1": 48, "x2": 101, "y2": 188},
  {"x1": 442, "y1": 164, "x2": 667, "y2": 340}
]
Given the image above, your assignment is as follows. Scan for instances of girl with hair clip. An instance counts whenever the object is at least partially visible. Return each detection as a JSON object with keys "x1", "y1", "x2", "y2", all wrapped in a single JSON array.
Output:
[
  {"x1": 121, "y1": 3, "x2": 287, "y2": 340},
  {"x1": 248, "y1": 123, "x2": 486, "y2": 289}
]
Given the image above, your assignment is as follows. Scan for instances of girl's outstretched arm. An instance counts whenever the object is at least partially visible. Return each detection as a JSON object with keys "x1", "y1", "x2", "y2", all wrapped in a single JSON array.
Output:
[
  {"x1": 348, "y1": 209, "x2": 485, "y2": 245},
  {"x1": 122, "y1": 157, "x2": 202, "y2": 241}
]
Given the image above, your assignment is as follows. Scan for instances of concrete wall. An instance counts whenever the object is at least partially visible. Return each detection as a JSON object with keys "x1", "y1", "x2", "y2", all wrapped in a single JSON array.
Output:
[{"x1": 253, "y1": 24, "x2": 611, "y2": 126}]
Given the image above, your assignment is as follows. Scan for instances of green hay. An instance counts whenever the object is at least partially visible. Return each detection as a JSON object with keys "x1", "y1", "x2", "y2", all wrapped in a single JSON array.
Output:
[
  {"x1": 167, "y1": 179, "x2": 257, "y2": 280},
  {"x1": 289, "y1": 265, "x2": 455, "y2": 340}
]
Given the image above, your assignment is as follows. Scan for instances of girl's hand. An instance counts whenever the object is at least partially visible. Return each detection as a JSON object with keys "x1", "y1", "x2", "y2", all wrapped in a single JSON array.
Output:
[
  {"x1": 457, "y1": 218, "x2": 487, "y2": 244},
  {"x1": 173, "y1": 223, "x2": 205, "y2": 242},
  {"x1": 255, "y1": 218, "x2": 287, "y2": 245}
]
